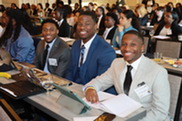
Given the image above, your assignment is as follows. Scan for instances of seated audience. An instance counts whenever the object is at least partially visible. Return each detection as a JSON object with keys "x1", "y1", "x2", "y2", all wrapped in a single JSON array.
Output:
[
  {"x1": 44, "y1": 2, "x2": 52, "y2": 17},
  {"x1": 154, "y1": 11, "x2": 182, "y2": 38},
  {"x1": 72, "y1": 3, "x2": 81, "y2": 15},
  {"x1": 11, "y1": 3, "x2": 19, "y2": 9},
  {"x1": 95, "y1": 6, "x2": 105, "y2": 34},
  {"x1": 150, "y1": 6, "x2": 164, "y2": 25},
  {"x1": 84, "y1": 30, "x2": 170, "y2": 121},
  {"x1": 175, "y1": 2, "x2": 182, "y2": 24},
  {"x1": 135, "y1": 4, "x2": 148, "y2": 26},
  {"x1": 100, "y1": 12, "x2": 118, "y2": 43},
  {"x1": 36, "y1": 3, "x2": 45, "y2": 17},
  {"x1": 53, "y1": 7, "x2": 71, "y2": 37},
  {"x1": 0, "y1": 9, "x2": 35, "y2": 63},
  {"x1": 34, "y1": 19, "x2": 71, "y2": 77},
  {"x1": 112, "y1": 10, "x2": 141, "y2": 49},
  {"x1": 88, "y1": 2, "x2": 95, "y2": 13},
  {"x1": 66, "y1": 11, "x2": 116, "y2": 94}
]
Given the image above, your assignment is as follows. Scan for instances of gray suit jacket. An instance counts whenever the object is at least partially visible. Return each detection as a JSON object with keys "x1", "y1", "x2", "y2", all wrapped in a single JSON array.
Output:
[
  {"x1": 86, "y1": 55, "x2": 170, "y2": 121},
  {"x1": 34, "y1": 37, "x2": 71, "y2": 77}
]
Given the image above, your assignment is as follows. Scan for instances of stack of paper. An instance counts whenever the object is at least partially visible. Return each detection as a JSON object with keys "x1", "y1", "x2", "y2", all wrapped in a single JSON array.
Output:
[{"x1": 83, "y1": 92, "x2": 142, "y2": 118}]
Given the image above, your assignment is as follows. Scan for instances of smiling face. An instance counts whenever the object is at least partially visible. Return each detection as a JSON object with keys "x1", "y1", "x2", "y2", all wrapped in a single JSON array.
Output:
[
  {"x1": 76, "y1": 15, "x2": 97, "y2": 43},
  {"x1": 42, "y1": 22, "x2": 58, "y2": 43},
  {"x1": 120, "y1": 33, "x2": 144, "y2": 64}
]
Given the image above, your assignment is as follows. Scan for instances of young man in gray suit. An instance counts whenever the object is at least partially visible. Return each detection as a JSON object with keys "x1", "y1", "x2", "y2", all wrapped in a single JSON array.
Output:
[
  {"x1": 34, "y1": 19, "x2": 71, "y2": 77},
  {"x1": 84, "y1": 30, "x2": 171, "y2": 121}
]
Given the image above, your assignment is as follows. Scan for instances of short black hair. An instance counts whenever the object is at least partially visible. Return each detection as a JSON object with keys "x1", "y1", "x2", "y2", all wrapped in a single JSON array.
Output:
[
  {"x1": 123, "y1": 30, "x2": 144, "y2": 44},
  {"x1": 79, "y1": 11, "x2": 98, "y2": 23},
  {"x1": 106, "y1": 12, "x2": 119, "y2": 25},
  {"x1": 41, "y1": 19, "x2": 59, "y2": 30}
]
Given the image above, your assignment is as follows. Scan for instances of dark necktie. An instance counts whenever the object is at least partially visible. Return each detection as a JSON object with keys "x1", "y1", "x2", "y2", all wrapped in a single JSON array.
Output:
[
  {"x1": 124, "y1": 65, "x2": 133, "y2": 95},
  {"x1": 42, "y1": 44, "x2": 49, "y2": 70},
  {"x1": 80, "y1": 45, "x2": 85, "y2": 66}
]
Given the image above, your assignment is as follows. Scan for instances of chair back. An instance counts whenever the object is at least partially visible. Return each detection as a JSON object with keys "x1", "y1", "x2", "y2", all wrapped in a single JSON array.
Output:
[
  {"x1": 168, "y1": 74, "x2": 182, "y2": 121},
  {"x1": 155, "y1": 40, "x2": 182, "y2": 58}
]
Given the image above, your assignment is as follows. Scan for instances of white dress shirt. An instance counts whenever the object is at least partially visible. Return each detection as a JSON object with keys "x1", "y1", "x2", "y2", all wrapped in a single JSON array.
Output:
[
  {"x1": 79, "y1": 34, "x2": 96, "y2": 67},
  {"x1": 103, "y1": 26, "x2": 114, "y2": 39},
  {"x1": 120, "y1": 55, "x2": 142, "y2": 85}
]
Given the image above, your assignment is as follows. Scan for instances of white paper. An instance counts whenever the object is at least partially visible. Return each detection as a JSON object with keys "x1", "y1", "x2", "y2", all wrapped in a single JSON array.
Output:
[
  {"x1": 73, "y1": 116, "x2": 98, "y2": 121},
  {"x1": 83, "y1": 92, "x2": 142, "y2": 118},
  {"x1": 153, "y1": 35, "x2": 170, "y2": 39},
  {"x1": 83, "y1": 91, "x2": 115, "y2": 110}
]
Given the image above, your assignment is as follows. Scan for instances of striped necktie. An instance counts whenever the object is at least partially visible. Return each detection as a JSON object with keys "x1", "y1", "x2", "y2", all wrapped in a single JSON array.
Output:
[{"x1": 80, "y1": 45, "x2": 85, "y2": 66}]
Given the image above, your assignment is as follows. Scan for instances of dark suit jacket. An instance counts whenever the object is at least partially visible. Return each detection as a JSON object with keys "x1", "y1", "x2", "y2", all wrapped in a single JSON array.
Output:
[
  {"x1": 106, "y1": 26, "x2": 117, "y2": 41},
  {"x1": 66, "y1": 35, "x2": 116, "y2": 85},
  {"x1": 34, "y1": 37, "x2": 71, "y2": 77},
  {"x1": 98, "y1": 16, "x2": 105, "y2": 35},
  {"x1": 154, "y1": 21, "x2": 182, "y2": 38},
  {"x1": 58, "y1": 19, "x2": 71, "y2": 37}
]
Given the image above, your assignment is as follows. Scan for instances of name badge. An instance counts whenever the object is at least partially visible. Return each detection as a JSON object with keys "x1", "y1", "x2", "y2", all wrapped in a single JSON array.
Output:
[
  {"x1": 134, "y1": 82, "x2": 152, "y2": 99},
  {"x1": 48, "y1": 58, "x2": 57, "y2": 66}
]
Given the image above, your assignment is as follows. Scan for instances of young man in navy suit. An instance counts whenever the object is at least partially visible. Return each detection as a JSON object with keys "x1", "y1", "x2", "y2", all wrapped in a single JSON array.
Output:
[{"x1": 66, "y1": 11, "x2": 116, "y2": 94}]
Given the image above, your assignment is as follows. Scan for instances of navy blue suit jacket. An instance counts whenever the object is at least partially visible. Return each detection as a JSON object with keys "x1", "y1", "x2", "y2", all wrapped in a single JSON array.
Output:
[{"x1": 66, "y1": 35, "x2": 116, "y2": 85}]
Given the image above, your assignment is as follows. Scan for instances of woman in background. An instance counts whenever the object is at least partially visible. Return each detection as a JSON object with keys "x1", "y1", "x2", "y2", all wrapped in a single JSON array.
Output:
[
  {"x1": 154, "y1": 11, "x2": 182, "y2": 38},
  {"x1": 112, "y1": 10, "x2": 141, "y2": 49}
]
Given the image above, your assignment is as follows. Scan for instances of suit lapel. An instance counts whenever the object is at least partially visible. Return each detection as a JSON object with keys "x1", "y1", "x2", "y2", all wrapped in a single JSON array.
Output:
[
  {"x1": 129, "y1": 56, "x2": 149, "y2": 96},
  {"x1": 49, "y1": 37, "x2": 59, "y2": 57}
]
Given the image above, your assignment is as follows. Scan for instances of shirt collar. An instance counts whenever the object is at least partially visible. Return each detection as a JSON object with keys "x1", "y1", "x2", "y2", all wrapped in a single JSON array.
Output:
[
  {"x1": 46, "y1": 37, "x2": 57, "y2": 49},
  {"x1": 106, "y1": 26, "x2": 114, "y2": 31},
  {"x1": 81, "y1": 34, "x2": 96, "y2": 49},
  {"x1": 125, "y1": 54, "x2": 143, "y2": 70}
]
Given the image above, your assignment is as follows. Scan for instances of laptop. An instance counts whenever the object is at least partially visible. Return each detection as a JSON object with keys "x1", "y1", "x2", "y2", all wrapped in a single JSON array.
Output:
[{"x1": 0, "y1": 68, "x2": 46, "y2": 100}]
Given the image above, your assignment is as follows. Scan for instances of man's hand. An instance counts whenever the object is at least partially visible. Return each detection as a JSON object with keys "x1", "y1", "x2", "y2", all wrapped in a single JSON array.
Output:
[{"x1": 85, "y1": 89, "x2": 99, "y2": 103}]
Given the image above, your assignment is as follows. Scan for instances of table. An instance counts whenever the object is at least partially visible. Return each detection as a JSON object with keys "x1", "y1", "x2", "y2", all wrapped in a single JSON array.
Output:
[
  {"x1": 8, "y1": 62, "x2": 146, "y2": 121},
  {"x1": 24, "y1": 83, "x2": 146, "y2": 121}
]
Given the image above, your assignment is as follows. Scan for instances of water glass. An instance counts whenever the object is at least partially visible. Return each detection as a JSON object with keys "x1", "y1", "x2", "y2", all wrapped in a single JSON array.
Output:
[{"x1": 154, "y1": 52, "x2": 162, "y2": 62}]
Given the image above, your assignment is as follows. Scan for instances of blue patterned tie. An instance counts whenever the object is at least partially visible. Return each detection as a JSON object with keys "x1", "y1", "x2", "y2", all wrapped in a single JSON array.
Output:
[{"x1": 80, "y1": 45, "x2": 85, "y2": 66}]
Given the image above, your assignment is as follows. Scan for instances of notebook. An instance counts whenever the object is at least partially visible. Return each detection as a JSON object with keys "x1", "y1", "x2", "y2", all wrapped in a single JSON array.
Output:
[{"x1": 0, "y1": 68, "x2": 46, "y2": 100}]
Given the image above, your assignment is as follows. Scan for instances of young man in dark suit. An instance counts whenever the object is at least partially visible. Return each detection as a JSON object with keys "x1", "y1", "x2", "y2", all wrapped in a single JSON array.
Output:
[
  {"x1": 34, "y1": 19, "x2": 71, "y2": 77},
  {"x1": 100, "y1": 12, "x2": 118, "y2": 44},
  {"x1": 53, "y1": 7, "x2": 71, "y2": 37}
]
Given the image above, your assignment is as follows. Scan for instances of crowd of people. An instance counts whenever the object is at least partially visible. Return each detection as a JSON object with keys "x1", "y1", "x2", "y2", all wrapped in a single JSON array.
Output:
[{"x1": 0, "y1": 0, "x2": 182, "y2": 120}]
